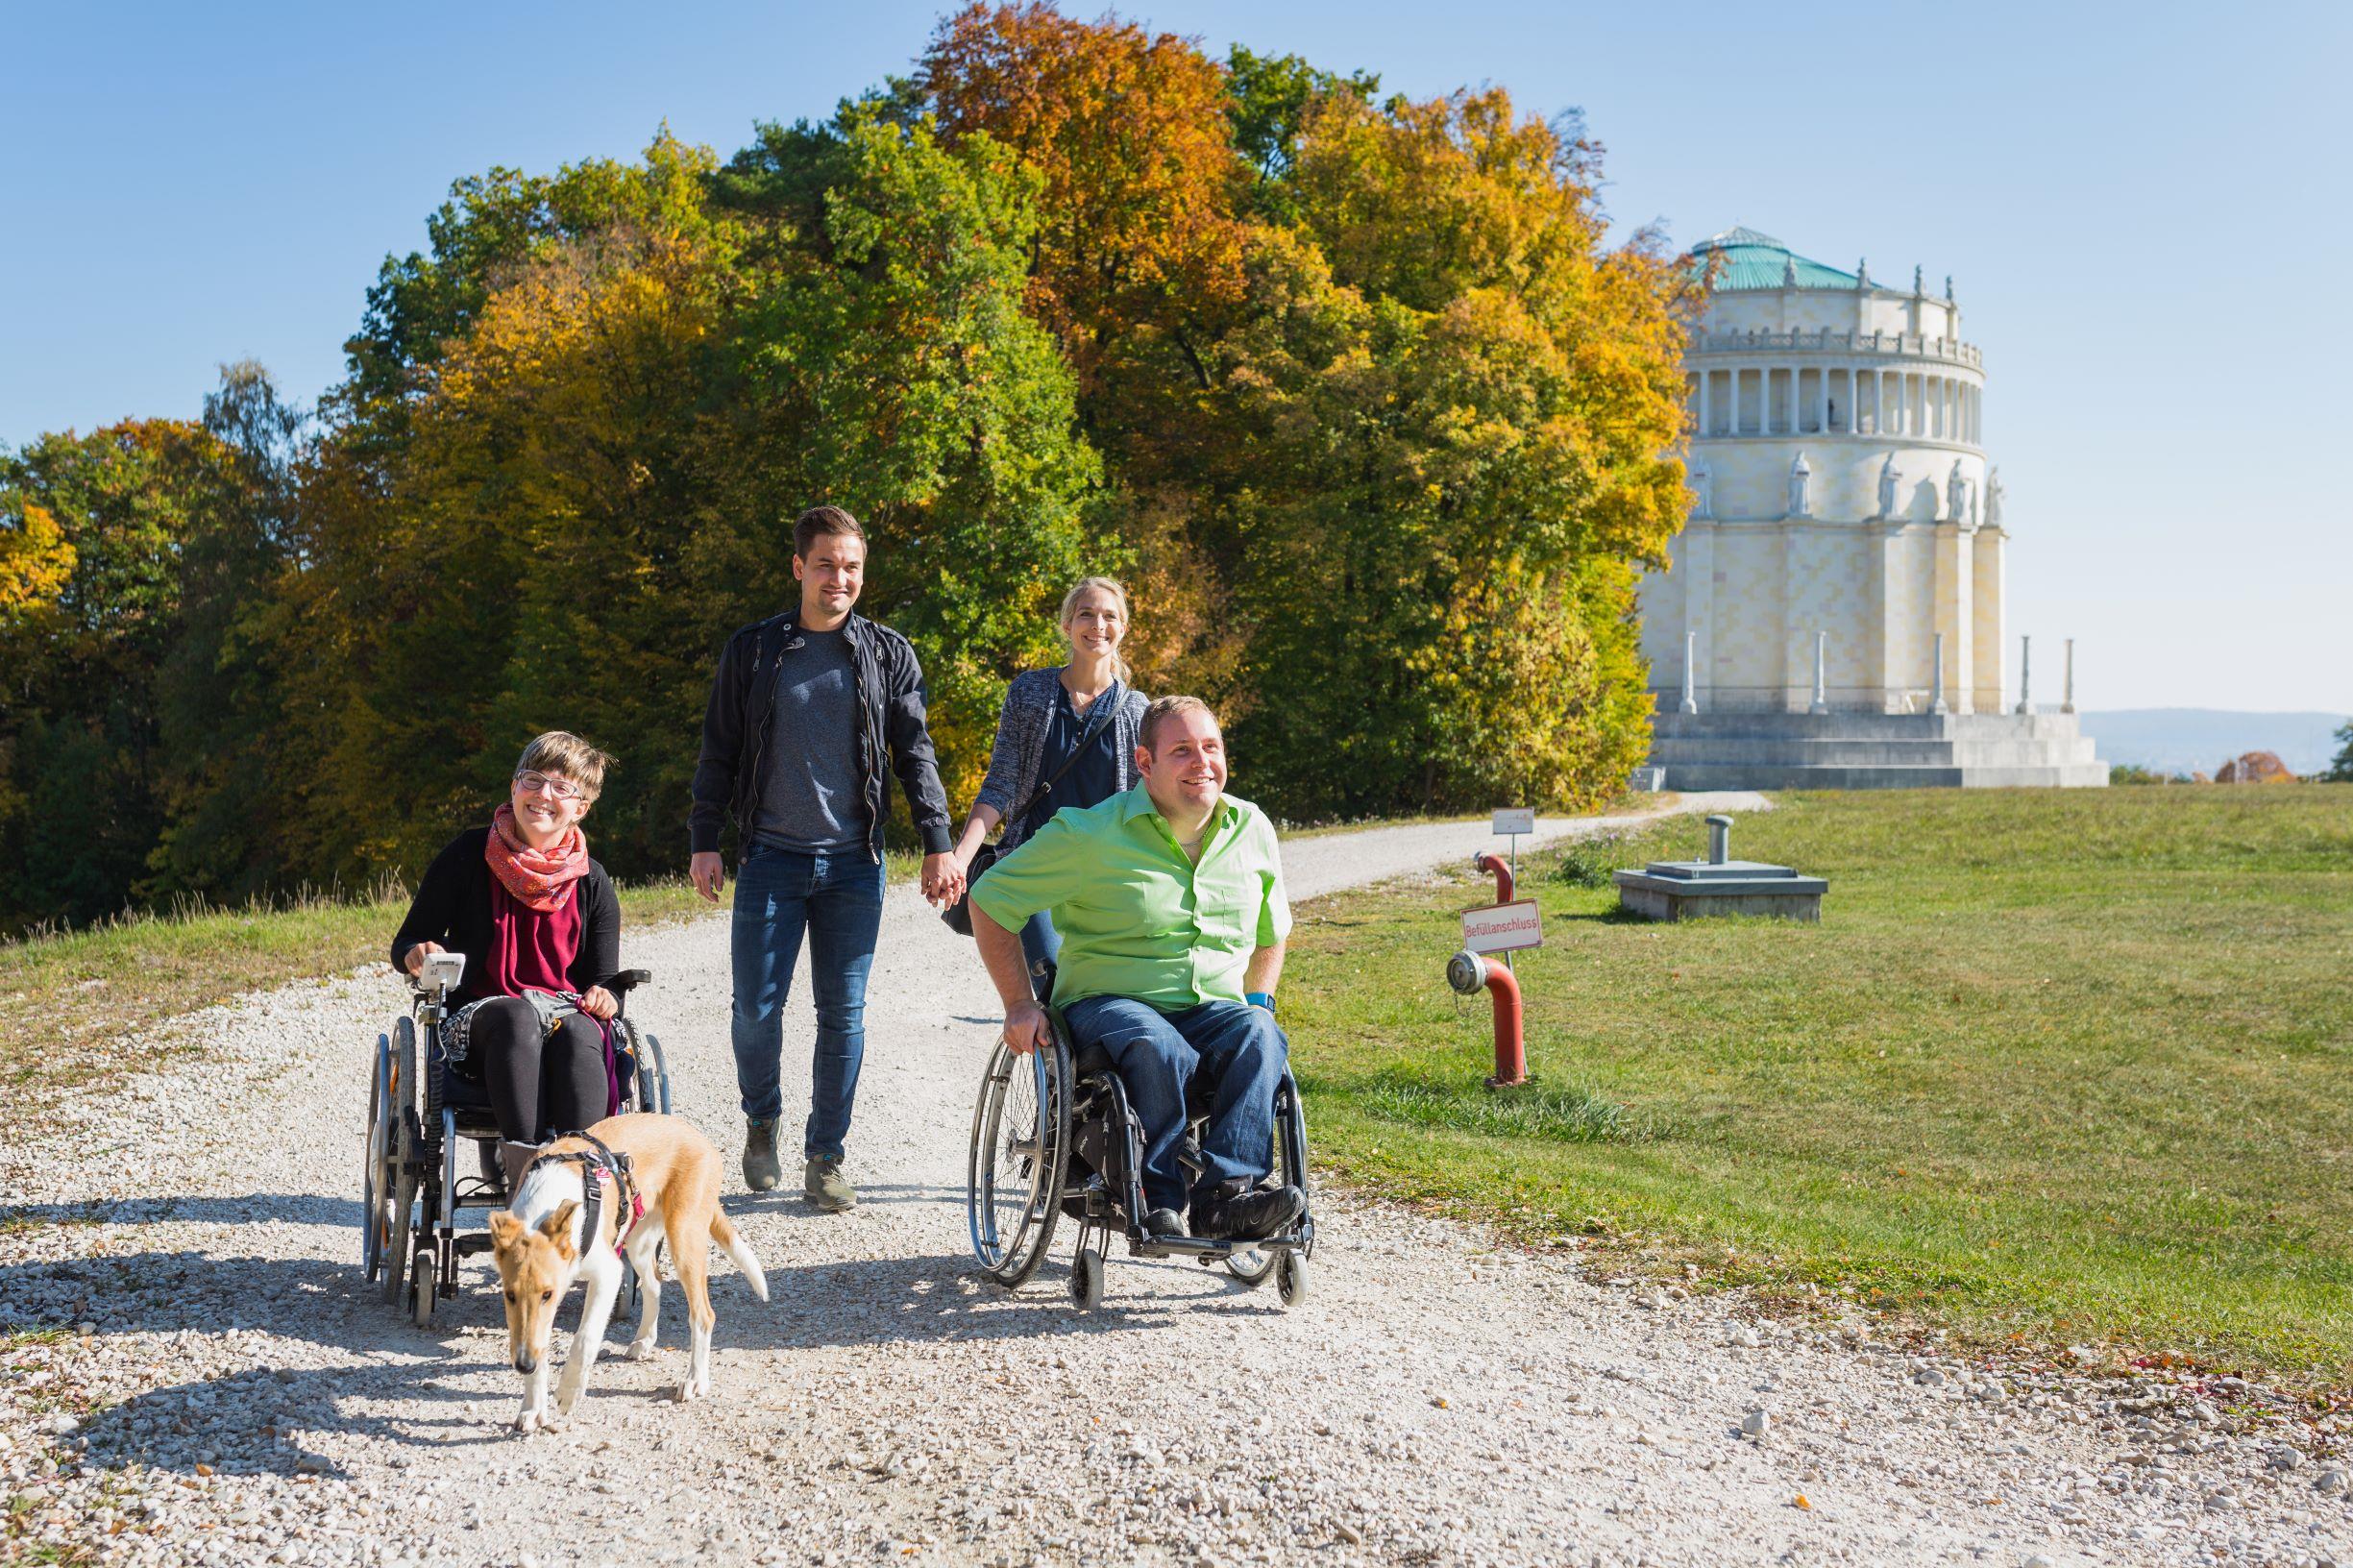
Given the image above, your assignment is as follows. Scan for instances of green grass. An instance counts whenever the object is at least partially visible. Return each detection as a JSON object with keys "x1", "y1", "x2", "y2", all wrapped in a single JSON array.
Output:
[{"x1": 1283, "y1": 784, "x2": 2353, "y2": 1386}]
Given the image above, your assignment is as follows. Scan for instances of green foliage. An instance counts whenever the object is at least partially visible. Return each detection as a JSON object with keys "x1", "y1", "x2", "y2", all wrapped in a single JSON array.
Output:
[
  {"x1": 2325, "y1": 721, "x2": 2353, "y2": 782},
  {"x1": 2, "y1": 16, "x2": 1692, "y2": 927}
]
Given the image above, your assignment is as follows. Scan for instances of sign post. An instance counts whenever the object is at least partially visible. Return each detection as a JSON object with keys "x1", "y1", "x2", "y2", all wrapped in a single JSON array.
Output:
[{"x1": 1489, "y1": 808, "x2": 1533, "y2": 968}]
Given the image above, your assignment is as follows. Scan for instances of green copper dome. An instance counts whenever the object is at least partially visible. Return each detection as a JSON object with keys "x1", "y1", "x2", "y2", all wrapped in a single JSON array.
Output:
[{"x1": 1688, "y1": 227, "x2": 1864, "y2": 291}]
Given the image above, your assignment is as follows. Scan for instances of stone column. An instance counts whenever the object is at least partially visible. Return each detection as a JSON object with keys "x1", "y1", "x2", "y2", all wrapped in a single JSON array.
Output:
[
  {"x1": 1679, "y1": 630, "x2": 1699, "y2": 714},
  {"x1": 1930, "y1": 631, "x2": 1949, "y2": 715},
  {"x1": 1818, "y1": 368, "x2": 1829, "y2": 435},
  {"x1": 2015, "y1": 634, "x2": 2035, "y2": 716},
  {"x1": 1698, "y1": 371, "x2": 1710, "y2": 439},
  {"x1": 2063, "y1": 637, "x2": 2076, "y2": 714},
  {"x1": 1810, "y1": 631, "x2": 1829, "y2": 714}
]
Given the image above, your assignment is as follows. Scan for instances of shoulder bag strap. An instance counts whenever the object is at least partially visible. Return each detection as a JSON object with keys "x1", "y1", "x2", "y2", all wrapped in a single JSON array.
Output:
[{"x1": 1005, "y1": 686, "x2": 1122, "y2": 832}]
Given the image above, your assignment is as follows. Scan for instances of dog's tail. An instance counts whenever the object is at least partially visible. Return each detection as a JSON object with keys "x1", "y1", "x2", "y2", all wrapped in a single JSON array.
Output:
[{"x1": 711, "y1": 1212, "x2": 769, "y2": 1302}]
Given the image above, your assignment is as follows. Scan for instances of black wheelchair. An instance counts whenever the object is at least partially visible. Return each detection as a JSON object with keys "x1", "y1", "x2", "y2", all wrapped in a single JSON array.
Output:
[
  {"x1": 360, "y1": 953, "x2": 672, "y2": 1326},
  {"x1": 964, "y1": 997, "x2": 1313, "y2": 1311}
]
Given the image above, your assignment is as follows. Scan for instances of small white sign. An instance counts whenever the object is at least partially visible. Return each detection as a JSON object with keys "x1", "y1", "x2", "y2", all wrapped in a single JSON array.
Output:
[
  {"x1": 1491, "y1": 807, "x2": 1535, "y2": 836},
  {"x1": 1462, "y1": 899, "x2": 1543, "y2": 954}
]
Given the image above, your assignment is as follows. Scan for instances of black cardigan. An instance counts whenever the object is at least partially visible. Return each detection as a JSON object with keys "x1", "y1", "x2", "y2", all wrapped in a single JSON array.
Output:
[{"x1": 389, "y1": 827, "x2": 622, "y2": 1003}]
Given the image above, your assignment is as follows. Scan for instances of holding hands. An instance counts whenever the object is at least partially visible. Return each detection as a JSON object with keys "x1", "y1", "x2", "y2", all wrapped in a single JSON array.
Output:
[{"x1": 921, "y1": 852, "x2": 967, "y2": 909}]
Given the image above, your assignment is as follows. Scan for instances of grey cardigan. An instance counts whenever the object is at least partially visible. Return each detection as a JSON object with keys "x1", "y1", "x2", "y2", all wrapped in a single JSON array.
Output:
[{"x1": 974, "y1": 668, "x2": 1150, "y2": 851}]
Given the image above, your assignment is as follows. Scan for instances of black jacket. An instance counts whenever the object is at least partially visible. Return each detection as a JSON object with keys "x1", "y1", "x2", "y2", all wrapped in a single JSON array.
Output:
[
  {"x1": 689, "y1": 608, "x2": 954, "y2": 860},
  {"x1": 388, "y1": 827, "x2": 622, "y2": 1004}
]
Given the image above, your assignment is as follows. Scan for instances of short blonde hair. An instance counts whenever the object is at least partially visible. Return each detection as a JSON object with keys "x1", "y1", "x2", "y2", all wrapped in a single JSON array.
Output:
[
  {"x1": 1058, "y1": 575, "x2": 1132, "y2": 685},
  {"x1": 514, "y1": 731, "x2": 614, "y2": 801},
  {"x1": 1139, "y1": 695, "x2": 1216, "y2": 752}
]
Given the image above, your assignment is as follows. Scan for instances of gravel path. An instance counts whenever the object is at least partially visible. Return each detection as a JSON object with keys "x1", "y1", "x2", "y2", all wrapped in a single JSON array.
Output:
[{"x1": 4, "y1": 793, "x2": 2347, "y2": 1568}]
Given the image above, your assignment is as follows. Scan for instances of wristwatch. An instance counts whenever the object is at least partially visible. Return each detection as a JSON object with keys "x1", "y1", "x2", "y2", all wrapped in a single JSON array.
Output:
[{"x1": 1246, "y1": 992, "x2": 1276, "y2": 1016}]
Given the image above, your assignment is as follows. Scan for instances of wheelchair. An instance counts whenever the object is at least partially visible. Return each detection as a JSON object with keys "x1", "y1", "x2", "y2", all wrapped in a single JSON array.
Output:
[
  {"x1": 965, "y1": 992, "x2": 1314, "y2": 1311},
  {"x1": 360, "y1": 952, "x2": 672, "y2": 1327}
]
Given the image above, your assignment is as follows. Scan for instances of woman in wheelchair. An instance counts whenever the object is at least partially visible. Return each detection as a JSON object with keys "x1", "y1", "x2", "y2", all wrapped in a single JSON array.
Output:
[
  {"x1": 968, "y1": 695, "x2": 1306, "y2": 1244},
  {"x1": 389, "y1": 731, "x2": 625, "y2": 1192}
]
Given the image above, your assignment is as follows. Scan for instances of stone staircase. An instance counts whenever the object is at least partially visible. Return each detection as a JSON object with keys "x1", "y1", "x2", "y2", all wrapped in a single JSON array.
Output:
[{"x1": 1647, "y1": 710, "x2": 2107, "y2": 790}]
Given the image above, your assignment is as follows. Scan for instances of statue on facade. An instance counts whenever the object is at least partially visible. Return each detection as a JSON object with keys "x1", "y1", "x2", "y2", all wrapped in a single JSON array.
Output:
[
  {"x1": 1876, "y1": 454, "x2": 1899, "y2": 520},
  {"x1": 1948, "y1": 461, "x2": 1968, "y2": 524},
  {"x1": 1689, "y1": 465, "x2": 1713, "y2": 520},
  {"x1": 1986, "y1": 466, "x2": 2005, "y2": 527},
  {"x1": 1788, "y1": 452, "x2": 1811, "y2": 519}
]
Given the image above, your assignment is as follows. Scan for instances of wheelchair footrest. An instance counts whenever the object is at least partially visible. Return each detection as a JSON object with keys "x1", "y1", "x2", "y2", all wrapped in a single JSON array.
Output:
[
  {"x1": 453, "y1": 1233, "x2": 496, "y2": 1258},
  {"x1": 1128, "y1": 1235, "x2": 1305, "y2": 1261}
]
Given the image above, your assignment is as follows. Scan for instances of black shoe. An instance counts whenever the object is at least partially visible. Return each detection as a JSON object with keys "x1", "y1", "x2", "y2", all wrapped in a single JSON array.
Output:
[
  {"x1": 1189, "y1": 1179, "x2": 1306, "y2": 1241},
  {"x1": 1143, "y1": 1208, "x2": 1188, "y2": 1239}
]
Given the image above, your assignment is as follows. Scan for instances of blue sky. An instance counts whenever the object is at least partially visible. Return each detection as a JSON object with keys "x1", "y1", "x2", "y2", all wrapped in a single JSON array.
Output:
[{"x1": 5, "y1": 1, "x2": 2345, "y2": 714}]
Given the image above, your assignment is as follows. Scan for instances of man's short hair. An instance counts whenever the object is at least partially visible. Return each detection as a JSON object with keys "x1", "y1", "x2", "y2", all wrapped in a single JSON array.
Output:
[
  {"x1": 794, "y1": 504, "x2": 865, "y2": 559},
  {"x1": 1140, "y1": 695, "x2": 1217, "y2": 752},
  {"x1": 515, "y1": 731, "x2": 614, "y2": 801}
]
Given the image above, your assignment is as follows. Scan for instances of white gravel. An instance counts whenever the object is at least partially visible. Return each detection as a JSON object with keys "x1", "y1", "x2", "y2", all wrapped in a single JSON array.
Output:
[{"x1": 3, "y1": 793, "x2": 2347, "y2": 1567}]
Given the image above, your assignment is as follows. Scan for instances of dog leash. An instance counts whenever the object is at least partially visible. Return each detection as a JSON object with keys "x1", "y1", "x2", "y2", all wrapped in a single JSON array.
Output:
[{"x1": 523, "y1": 1131, "x2": 644, "y2": 1258}]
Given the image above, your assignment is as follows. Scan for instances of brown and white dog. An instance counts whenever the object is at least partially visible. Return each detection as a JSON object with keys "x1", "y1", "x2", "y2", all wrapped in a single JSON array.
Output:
[{"x1": 488, "y1": 1113, "x2": 767, "y2": 1432}]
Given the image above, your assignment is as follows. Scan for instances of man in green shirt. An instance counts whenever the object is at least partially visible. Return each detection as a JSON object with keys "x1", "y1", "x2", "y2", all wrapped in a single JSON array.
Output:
[{"x1": 968, "y1": 696, "x2": 1306, "y2": 1242}]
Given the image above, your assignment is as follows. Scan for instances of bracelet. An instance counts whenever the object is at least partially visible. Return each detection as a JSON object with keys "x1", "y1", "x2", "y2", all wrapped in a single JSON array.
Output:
[{"x1": 1246, "y1": 992, "x2": 1276, "y2": 1014}]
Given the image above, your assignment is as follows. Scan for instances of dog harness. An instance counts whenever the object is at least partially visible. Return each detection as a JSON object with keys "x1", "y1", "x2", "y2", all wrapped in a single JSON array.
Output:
[{"x1": 524, "y1": 1131, "x2": 645, "y2": 1258}]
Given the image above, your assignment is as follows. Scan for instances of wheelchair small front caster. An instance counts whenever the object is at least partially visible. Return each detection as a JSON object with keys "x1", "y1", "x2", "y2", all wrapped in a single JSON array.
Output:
[
  {"x1": 409, "y1": 1246, "x2": 437, "y2": 1328},
  {"x1": 1068, "y1": 1247, "x2": 1105, "y2": 1310},
  {"x1": 1275, "y1": 1250, "x2": 1309, "y2": 1309}
]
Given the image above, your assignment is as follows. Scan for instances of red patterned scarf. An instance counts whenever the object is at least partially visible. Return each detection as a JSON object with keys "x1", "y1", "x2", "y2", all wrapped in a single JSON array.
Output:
[{"x1": 484, "y1": 804, "x2": 590, "y2": 912}]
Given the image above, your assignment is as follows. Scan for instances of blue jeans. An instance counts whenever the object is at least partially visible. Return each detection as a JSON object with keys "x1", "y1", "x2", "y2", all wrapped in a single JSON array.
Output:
[
  {"x1": 1061, "y1": 995, "x2": 1287, "y2": 1213},
  {"x1": 1018, "y1": 912, "x2": 1060, "y2": 997},
  {"x1": 729, "y1": 845, "x2": 884, "y2": 1160}
]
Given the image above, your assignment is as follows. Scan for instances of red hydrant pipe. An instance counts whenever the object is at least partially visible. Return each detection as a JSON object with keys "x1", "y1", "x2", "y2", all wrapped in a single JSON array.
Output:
[
  {"x1": 1473, "y1": 851, "x2": 1515, "y2": 903},
  {"x1": 1447, "y1": 950, "x2": 1527, "y2": 1088}
]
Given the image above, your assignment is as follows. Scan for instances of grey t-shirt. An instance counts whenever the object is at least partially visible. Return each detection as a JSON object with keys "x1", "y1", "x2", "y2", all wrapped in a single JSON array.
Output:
[{"x1": 751, "y1": 627, "x2": 869, "y2": 853}]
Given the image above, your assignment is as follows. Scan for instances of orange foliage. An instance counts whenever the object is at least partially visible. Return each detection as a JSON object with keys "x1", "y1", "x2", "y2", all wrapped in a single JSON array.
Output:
[{"x1": 920, "y1": 3, "x2": 1249, "y2": 376}]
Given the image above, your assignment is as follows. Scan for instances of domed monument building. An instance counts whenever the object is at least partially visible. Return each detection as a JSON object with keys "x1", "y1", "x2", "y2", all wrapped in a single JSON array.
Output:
[{"x1": 1638, "y1": 228, "x2": 2103, "y2": 788}]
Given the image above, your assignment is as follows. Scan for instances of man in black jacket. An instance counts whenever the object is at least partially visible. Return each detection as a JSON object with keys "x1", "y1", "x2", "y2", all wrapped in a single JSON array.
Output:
[{"x1": 690, "y1": 505, "x2": 965, "y2": 1208}]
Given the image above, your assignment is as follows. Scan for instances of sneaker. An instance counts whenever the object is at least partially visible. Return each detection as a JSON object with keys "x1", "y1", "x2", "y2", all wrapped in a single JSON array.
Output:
[
  {"x1": 743, "y1": 1117, "x2": 781, "y2": 1192},
  {"x1": 1189, "y1": 1178, "x2": 1305, "y2": 1241},
  {"x1": 1142, "y1": 1208, "x2": 1188, "y2": 1239},
  {"x1": 804, "y1": 1156, "x2": 857, "y2": 1213}
]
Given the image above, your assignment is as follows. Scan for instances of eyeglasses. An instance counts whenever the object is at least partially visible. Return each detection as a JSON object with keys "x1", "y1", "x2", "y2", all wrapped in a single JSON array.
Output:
[{"x1": 513, "y1": 770, "x2": 585, "y2": 800}]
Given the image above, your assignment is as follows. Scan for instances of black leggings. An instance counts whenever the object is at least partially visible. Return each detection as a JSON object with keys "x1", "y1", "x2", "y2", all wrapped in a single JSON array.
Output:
[{"x1": 469, "y1": 997, "x2": 607, "y2": 1144}]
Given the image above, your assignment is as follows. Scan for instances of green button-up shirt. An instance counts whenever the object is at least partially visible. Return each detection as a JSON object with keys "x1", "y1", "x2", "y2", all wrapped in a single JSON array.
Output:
[{"x1": 968, "y1": 783, "x2": 1291, "y2": 1012}]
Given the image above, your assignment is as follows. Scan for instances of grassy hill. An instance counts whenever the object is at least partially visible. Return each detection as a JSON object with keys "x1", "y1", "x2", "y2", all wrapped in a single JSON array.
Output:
[{"x1": 1284, "y1": 784, "x2": 2353, "y2": 1386}]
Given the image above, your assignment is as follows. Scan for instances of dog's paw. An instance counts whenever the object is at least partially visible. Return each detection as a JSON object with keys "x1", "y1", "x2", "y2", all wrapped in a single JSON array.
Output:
[
  {"x1": 514, "y1": 1408, "x2": 543, "y2": 1434},
  {"x1": 672, "y1": 1378, "x2": 704, "y2": 1404},
  {"x1": 624, "y1": 1336, "x2": 658, "y2": 1362},
  {"x1": 554, "y1": 1384, "x2": 583, "y2": 1416}
]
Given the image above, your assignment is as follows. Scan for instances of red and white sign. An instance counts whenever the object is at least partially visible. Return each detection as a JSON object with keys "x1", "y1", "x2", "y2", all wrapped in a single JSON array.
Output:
[{"x1": 1461, "y1": 898, "x2": 1542, "y2": 955}]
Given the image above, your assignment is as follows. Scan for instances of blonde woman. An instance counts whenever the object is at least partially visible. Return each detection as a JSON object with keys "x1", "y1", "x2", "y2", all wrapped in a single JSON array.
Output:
[{"x1": 951, "y1": 577, "x2": 1149, "y2": 983}]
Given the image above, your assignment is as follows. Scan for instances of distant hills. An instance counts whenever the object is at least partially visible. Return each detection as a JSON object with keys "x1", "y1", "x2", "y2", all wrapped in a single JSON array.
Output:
[{"x1": 2075, "y1": 709, "x2": 2349, "y2": 776}]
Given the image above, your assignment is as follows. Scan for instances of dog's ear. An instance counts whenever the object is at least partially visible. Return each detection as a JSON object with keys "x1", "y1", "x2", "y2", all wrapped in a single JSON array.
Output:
[
  {"x1": 539, "y1": 1199, "x2": 580, "y2": 1260},
  {"x1": 488, "y1": 1211, "x2": 523, "y2": 1248}
]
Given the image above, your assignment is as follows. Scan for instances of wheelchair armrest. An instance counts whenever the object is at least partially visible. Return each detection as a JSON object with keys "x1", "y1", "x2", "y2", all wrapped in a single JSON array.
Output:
[{"x1": 607, "y1": 968, "x2": 653, "y2": 995}]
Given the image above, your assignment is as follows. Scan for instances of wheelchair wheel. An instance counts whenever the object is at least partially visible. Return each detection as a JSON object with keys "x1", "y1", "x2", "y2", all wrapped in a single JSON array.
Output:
[
  {"x1": 1225, "y1": 1248, "x2": 1276, "y2": 1287},
  {"x1": 380, "y1": 1018, "x2": 419, "y2": 1306},
  {"x1": 967, "y1": 1036, "x2": 1071, "y2": 1287},
  {"x1": 409, "y1": 1242, "x2": 436, "y2": 1328},
  {"x1": 1068, "y1": 1245, "x2": 1105, "y2": 1311},
  {"x1": 362, "y1": 1033, "x2": 390, "y2": 1283},
  {"x1": 1276, "y1": 1250, "x2": 1310, "y2": 1310}
]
